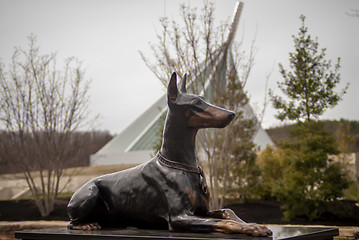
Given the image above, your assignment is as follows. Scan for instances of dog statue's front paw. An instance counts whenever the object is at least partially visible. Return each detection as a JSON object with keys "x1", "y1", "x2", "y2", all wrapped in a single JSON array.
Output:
[
  {"x1": 241, "y1": 222, "x2": 272, "y2": 237},
  {"x1": 215, "y1": 220, "x2": 272, "y2": 236},
  {"x1": 68, "y1": 222, "x2": 101, "y2": 231}
]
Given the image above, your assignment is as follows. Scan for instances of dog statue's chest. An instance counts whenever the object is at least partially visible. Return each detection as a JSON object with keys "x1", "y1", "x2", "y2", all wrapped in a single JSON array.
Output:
[
  {"x1": 181, "y1": 171, "x2": 210, "y2": 214},
  {"x1": 152, "y1": 159, "x2": 210, "y2": 215}
]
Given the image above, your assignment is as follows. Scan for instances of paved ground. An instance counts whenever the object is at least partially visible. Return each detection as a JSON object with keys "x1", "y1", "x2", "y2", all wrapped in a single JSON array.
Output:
[{"x1": 0, "y1": 221, "x2": 358, "y2": 240}]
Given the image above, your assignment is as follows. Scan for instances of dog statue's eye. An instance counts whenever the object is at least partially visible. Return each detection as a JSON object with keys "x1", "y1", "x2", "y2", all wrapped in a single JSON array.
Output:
[
  {"x1": 191, "y1": 98, "x2": 206, "y2": 110},
  {"x1": 193, "y1": 99, "x2": 202, "y2": 106}
]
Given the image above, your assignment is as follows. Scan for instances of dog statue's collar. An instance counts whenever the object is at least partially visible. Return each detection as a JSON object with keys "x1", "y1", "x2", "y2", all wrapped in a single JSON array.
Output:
[{"x1": 156, "y1": 152, "x2": 202, "y2": 175}]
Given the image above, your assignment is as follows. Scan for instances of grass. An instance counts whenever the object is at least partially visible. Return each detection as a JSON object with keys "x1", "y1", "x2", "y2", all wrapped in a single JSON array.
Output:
[
  {"x1": 68, "y1": 164, "x2": 138, "y2": 176},
  {"x1": 0, "y1": 164, "x2": 139, "y2": 201},
  {"x1": 0, "y1": 164, "x2": 138, "y2": 181}
]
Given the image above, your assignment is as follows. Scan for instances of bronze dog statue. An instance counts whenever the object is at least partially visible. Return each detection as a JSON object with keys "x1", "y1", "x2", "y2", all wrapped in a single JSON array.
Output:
[{"x1": 67, "y1": 72, "x2": 272, "y2": 236}]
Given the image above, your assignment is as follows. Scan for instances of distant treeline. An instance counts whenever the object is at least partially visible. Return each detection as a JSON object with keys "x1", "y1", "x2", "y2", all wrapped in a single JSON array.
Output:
[
  {"x1": 266, "y1": 119, "x2": 359, "y2": 152},
  {"x1": 0, "y1": 130, "x2": 113, "y2": 174}
]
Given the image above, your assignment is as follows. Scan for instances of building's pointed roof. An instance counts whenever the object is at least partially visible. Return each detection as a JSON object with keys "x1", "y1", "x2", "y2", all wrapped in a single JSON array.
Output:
[{"x1": 90, "y1": 1, "x2": 273, "y2": 166}]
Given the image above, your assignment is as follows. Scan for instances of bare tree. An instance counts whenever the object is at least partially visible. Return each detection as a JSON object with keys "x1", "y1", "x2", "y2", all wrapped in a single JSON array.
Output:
[
  {"x1": 0, "y1": 35, "x2": 94, "y2": 216},
  {"x1": 141, "y1": 2, "x2": 260, "y2": 209},
  {"x1": 199, "y1": 50, "x2": 260, "y2": 209},
  {"x1": 140, "y1": 2, "x2": 228, "y2": 93}
]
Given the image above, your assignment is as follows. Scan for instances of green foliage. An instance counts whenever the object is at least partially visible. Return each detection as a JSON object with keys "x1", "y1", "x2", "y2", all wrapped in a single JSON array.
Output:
[
  {"x1": 264, "y1": 14, "x2": 351, "y2": 221},
  {"x1": 270, "y1": 15, "x2": 348, "y2": 122},
  {"x1": 257, "y1": 145, "x2": 286, "y2": 199},
  {"x1": 259, "y1": 122, "x2": 350, "y2": 220},
  {"x1": 335, "y1": 121, "x2": 357, "y2": 200}
]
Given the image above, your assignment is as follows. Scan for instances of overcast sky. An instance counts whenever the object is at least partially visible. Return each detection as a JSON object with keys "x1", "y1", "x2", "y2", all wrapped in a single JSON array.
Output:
[{"x1": 1, "y1": 0, "x2": 358, "y2": 134}]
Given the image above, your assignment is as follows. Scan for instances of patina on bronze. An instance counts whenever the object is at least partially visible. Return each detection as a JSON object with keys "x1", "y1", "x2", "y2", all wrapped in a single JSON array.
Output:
[{"x1": 67, "y1": 72, "x2": 272, "y2": 236}]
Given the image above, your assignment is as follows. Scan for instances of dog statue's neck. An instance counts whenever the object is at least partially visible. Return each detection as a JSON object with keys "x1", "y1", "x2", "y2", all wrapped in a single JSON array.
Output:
[{"x1": 160, "y1": 110, "x2": 198, "y2": 167}]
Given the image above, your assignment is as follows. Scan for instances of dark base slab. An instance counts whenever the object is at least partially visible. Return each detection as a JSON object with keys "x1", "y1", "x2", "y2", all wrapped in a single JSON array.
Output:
[{"x1": 15, "y1": 226, "x2": 339, "y2": 240}]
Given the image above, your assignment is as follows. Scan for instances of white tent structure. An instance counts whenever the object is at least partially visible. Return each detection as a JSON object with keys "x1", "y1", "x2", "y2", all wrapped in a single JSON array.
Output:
[{"x1": 90, "y1": 2, "x2": 273, "y2": 166}]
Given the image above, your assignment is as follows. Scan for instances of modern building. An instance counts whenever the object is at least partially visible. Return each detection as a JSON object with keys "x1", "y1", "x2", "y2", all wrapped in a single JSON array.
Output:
[{"x1": 90, "y1": 2, "x2": 273, "y2": 166}]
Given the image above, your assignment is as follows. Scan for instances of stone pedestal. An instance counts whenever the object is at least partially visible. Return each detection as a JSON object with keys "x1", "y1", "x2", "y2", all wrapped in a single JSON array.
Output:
[{"x1": 15, "y1": 226, "x2": 339, "y2": 240}]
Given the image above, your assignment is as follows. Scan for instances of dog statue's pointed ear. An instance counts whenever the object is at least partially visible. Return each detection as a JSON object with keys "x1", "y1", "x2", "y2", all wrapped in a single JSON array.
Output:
[
  {"x1": 180, "y1": 74, "x2": 187, "y2": 93},
  {"x1": 168, "y1": 72, "x2": 178, "y2": 102}
]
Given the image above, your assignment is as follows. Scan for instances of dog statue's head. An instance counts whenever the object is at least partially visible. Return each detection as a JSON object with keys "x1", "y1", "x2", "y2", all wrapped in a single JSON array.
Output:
[{"x1": 167, "y1": 72, "x2": 235, "y2": 129}]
